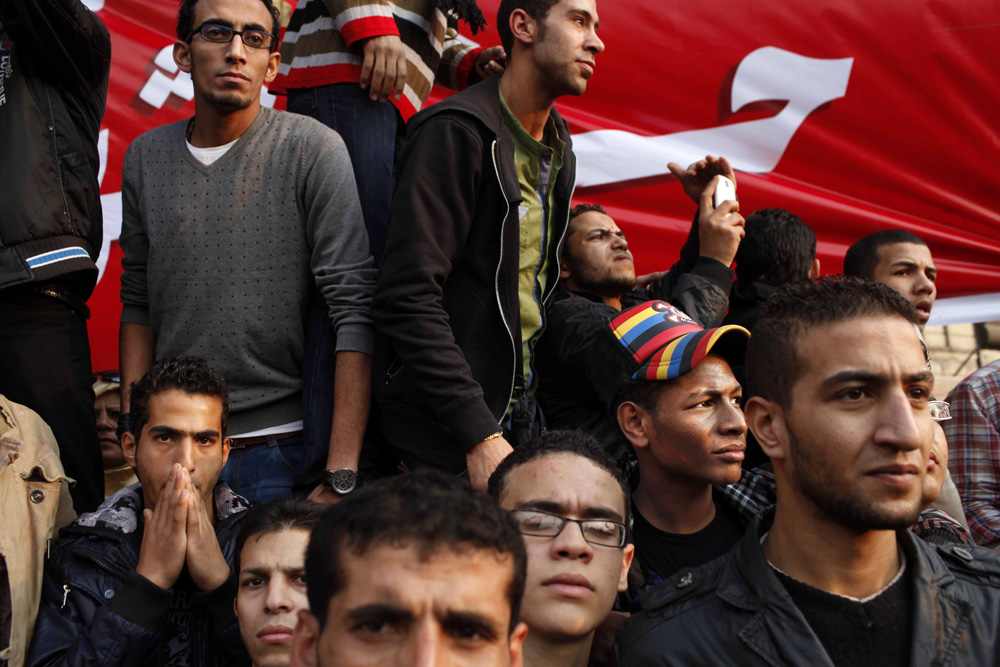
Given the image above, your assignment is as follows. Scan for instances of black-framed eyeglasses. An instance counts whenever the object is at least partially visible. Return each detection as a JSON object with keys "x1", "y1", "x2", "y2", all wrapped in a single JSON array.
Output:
[
  {"x1": 511, "y1": 509, "x2": 627, "y2": 548},
  {"x1": 188, "y1": 23, "x2": 275, "y2": 51}
]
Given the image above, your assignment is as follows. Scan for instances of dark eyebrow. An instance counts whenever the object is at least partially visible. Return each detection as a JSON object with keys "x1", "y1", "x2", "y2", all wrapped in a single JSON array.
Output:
[
  {"x1": 439, "y1": 610, "x2": 500, "y2": 641},
  {"x1": 194, "y1": 429, "x2": 221, "y2": 440},
  {"x1": 569, "y1": 8, "x2": 598, "y2": 29},
  {"x1": 905, "y1": 371, "x2": 935, "y2": 384},
  {"x1": 200, "y1": 18, "x2": 269, "y2": 32},
  {"x1": 146, "y1": 426, "x2": 220, "y2": 440},
  {"x1": 347, "y1": 603, "x2": 413, "y2": 626},
  {"x1": 240, "y1": 565, "x2": 305, "y2": 578},
  {"x1": 518, "y1": 500, "x2": 624, "y2": 522},
  {"x1": 820, "y1": 370, "x2": 934, "y2": 391}
]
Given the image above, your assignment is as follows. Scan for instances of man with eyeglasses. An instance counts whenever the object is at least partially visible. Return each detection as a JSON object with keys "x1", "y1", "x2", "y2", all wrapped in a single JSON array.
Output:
[
  {"x1": 615, "y1": 277, "x2": 1000, "y2": 666},
  {"x1": 488, "y1": 431, "x2": 633, "y2": 667},
  {"x1": 119, "y1": 0, "x2": 377, "y2": 505}
]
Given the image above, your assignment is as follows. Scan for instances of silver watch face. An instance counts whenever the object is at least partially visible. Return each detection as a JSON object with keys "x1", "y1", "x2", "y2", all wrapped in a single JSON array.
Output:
[{"x1": 330, "y1": 469, "x2": 357, "y2": 494}]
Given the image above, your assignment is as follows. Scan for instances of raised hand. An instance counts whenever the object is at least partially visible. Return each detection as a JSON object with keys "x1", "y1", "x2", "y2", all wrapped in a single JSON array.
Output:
[
  {"x1": 698, "y1": 176, "x2": 745, "y2": 267},
  {"x1": 668, "y1": 155, "x2": 737, "y2": 204},
  {"x1": 181, "y1": 469, "x2": 231, "y2": 592},
  {"x1": 136, "y1": 463, "x2": 189, "y2": 589}
]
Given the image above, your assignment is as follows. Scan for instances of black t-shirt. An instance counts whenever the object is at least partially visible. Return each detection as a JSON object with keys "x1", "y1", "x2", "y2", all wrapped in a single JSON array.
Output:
[
  {"x1": 632, "y1": 498, "x2": 745, "y2": 584},
  {"x1": 773, "y1": 562, "x2": 913, "y2": 667}
]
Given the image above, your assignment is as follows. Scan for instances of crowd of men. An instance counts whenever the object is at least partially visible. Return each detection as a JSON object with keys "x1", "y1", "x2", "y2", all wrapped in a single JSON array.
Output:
[{"x1": 3, "y1": 0, "x2": 1000, "y2": 665}]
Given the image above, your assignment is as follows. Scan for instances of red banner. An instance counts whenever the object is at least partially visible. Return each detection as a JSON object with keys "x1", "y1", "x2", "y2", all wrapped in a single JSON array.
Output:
[{"x1": 85, "y1": 0, "x2": 1000, "y2": 372}]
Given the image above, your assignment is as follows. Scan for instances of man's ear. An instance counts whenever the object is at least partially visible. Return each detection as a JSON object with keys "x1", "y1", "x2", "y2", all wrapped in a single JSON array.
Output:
[
  {"x1": 509, "y1": 8, "x2": 537, "y2": 48},
  {"x1": 122, "y1": 430, "x2": 138, "y2": 469},
  {"x1": 220, "y1": 437, "x2": 231, "y2": 469},
  {"x1": 174, "y1": 40, "x2": 193, "y2": 74},
  {"x1": 291, "y1": 609, "x2": 320, "y2": 667},
  {"x1": 808, "y1": 257, "x2": 821, "y2": 280},
  {"x1": 264, "y1": 51, "x2": 281, "y2": 83},
  {"x1": 559, "y1": 256, "x2": 572, "y2": 282},
  {"x1": 745, "y1": 396, "x2": 787, "y2": 462},
  {"x1": 508, "y1": 621, "x2": 529, "y2": 667},
  {"x1": 618, "y1": 543, "x2": 635, "y2": 592},
  {"x1": 617, "y1": 402, "x2": 650, "y2": 450}
]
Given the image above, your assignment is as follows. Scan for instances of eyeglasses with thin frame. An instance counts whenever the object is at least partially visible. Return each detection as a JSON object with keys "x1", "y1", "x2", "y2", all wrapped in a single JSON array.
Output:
[
  {"x1": 511, "y1": 509, "x2": 627, "y2": 548},
  {"x1": 929, "y1": 400, "x2": 951, "y2": 421},
  {"x1": 188, "y1": 23, "x2": 275, "y2": 51}
]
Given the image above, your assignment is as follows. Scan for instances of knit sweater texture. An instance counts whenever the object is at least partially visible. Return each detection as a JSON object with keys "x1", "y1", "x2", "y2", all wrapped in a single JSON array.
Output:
[{"x1": 119, "y1": 107, "x2": 376, "y2": 434}]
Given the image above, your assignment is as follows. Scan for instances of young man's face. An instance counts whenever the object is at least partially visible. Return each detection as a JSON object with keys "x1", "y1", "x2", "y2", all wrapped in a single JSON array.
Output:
[
  {"x1": 497, "y1": 452, "x2": 633, "y2": 644},
  {"x1": 237, "y1": 528, "x2": 311, "y2": 667},
  {"x1": 559, "y1": 211, "x2": 636, "y2": 297},
  {"x1": 95, "y1": 390, "x2": 125, "y2": 468},
  {"x1": 174, "y1": 0, "x2": 280, "y2": 114},
  {"x1": 291, "y1": 544, "x2": 527, "y2": 667},
  {"x1": 871, "y1": 242, "x2": 937, "y2": 328},
  {"x1": 530, "y1": 0, "x2": 604, "y2": 98},
  {"x1": 122, "y1": 388, "x2": 230, "y2": 512},
  {"x1": 637, "y1": 355, "x2": 747, "y2": 486},
  {"x1": 776, "y1": 316, "x2": 934, "y2": 528}
]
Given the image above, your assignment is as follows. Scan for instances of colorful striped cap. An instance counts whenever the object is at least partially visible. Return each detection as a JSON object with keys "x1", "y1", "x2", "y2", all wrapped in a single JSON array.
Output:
[{"x1": 608, "y1": 301, "x2": 750, "y2": 381}]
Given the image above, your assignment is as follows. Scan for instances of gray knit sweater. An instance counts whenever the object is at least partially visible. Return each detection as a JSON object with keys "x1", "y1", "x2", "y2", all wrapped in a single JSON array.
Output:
[{"x1": 119, "y1": 107, "x2": 376, "y2": 433}]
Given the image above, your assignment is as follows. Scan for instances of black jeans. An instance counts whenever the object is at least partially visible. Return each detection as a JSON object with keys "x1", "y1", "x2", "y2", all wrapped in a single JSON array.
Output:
[{"x1": 0, "y1": 288, "x2": 103, "y2": 513}]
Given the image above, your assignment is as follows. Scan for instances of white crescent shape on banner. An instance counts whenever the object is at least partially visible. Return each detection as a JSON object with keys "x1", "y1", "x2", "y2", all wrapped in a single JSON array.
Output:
[
  {"x1": 573, "y1": 47, "x2": 854, "y2": 187},
  {"x1": 82, "y1": 0, "x2": 104, "y2": 11}
]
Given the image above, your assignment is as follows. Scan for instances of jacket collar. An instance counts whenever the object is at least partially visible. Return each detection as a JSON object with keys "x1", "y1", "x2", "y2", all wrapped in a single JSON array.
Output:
[{"x1": 719, "y1": 508, "x2": 972, "y2": 665}]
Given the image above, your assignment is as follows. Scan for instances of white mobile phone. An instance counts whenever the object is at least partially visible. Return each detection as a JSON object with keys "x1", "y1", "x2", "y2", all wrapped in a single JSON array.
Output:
[{"x1": 713, "y1": 176, "x2": 737, "y2": 208}]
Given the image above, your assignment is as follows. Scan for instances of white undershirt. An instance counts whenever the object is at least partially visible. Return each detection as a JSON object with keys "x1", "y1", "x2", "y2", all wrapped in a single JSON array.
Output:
[
  {"x1": 186, "y1": 137, "x2": 239, "y2": 165},
  {"x1": 229, "y1": 420, "x2": 304, "y2": 439}
]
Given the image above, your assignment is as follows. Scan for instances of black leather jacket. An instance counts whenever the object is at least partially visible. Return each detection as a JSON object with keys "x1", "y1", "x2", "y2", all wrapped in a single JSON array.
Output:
[
  {"x1": 614, "y1": 509, "x2": 1000, "y2": 666},
  {"x1": 0, "y1": 0, "x2": 110, "y2": 296}
]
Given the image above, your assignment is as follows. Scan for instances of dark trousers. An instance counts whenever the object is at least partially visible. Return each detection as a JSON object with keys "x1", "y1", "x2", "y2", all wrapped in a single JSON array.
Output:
[
  {"x1": 287, "y1": 83, "x2": 401, "y2": 477},
  {"x1": 0, "y1": 290, "x2": 103, "y2": 513}
]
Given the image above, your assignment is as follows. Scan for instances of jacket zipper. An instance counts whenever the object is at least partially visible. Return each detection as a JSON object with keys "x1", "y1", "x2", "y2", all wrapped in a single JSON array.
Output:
[
  {"x1": 491, "y1": 138, "x2": 517, "y2": 417},
  {"x1": 72, "y1": 546, "x2": 127, "y2": 578}
]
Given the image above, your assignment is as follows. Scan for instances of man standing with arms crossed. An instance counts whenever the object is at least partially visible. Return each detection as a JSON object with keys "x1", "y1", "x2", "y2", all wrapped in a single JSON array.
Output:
[
  {"x1": 119, "y1": 0, "x2": 376, "y2": 504},
  {"x1": 372, "y1": 0, "x2": 604, "y2": 488}
]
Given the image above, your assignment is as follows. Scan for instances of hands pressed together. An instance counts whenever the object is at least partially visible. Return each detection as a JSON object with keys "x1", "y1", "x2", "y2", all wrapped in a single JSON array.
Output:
[{"x1": 135, "y1": 463, "x2": 230, "y2": 592}]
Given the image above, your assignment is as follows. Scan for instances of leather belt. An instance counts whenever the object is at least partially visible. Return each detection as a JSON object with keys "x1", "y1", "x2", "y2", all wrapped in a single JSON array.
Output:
[{"x1": 229, "y1": 431, "x2": 301, "y2": 450}]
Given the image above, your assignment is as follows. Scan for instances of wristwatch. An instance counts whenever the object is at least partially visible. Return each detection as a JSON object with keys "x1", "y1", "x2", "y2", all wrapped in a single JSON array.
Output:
[{"x1": 323, "y1": 468, "x2": 360, "y2": 495}]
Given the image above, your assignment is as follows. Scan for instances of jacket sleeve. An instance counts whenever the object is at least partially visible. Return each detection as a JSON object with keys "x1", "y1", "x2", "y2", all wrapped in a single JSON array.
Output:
[
  {"x1": 319, "y1": 0, "x2": 399, "y2": 46},
  {"x1": 436, "y1": 26, "x2": 482, "y2": 91},
  {"x1": 642, "y1": 212, "x2": 733, "y2": 328},
  {"x1": 0, "y1": 0, "x2": 111, "y2": 95},
  {"x1": 944, "y1": 372, "x2": 1000, "y2": 549},
  {"x1": 301, "y1": 129, "x2": 377, "y2": 354},
  {"x1": 372, "y1": 114, "x2": 499, "y2": 448},
  {"x1": 118, "y1": 143, "x2": 151, "y2": 326},
  {"x1": 27, "y1": 563, "x2": 162, "y2": 666}
]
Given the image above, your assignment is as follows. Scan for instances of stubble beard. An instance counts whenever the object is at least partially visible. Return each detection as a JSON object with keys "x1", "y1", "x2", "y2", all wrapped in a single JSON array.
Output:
[
  {"x1": 203, "y1": 89, "x2": 254, "y2": 113},
  {"x1": 786, "y1": 422, "x2": 922, "y2": 531}
]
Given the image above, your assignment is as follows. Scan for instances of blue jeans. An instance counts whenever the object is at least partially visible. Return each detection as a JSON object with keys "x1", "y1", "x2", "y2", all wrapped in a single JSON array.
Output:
[
  {"x1": 287, "y1": 83, "x2": 399, "y2": 475},
  {"x1": 220, "y1": 433, "x2": 306, "y2": 503}
]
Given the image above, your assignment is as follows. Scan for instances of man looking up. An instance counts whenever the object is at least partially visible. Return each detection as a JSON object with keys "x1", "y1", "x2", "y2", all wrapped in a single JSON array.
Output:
[
  {"x1": 615, "y1": 277, "x2": 1000, "y2": 666},
  {"x1": 537, "y1": 156, "x2": 744, "y2": 464},
  {"x1": 290, "y1": 471, "x2": 529, "y2": 666},
  {"x1": 371, "y1": 0, "x2": 604, "y2": 488},
  {"x1": 488, "y1": 431, "x2": 633, "y2": 667},
  {"x1": 235, "y1": 497, "x2": 324, "y2": 667},
  {"x1": 844, "y1": 229, "x2": 937, "y2": 329},
  {"x1": 29, "y1": 357, "x2": 251, "y2": 666},
  {"x1": 604, "y1": 301, "x2": 751, "y2": 585},
  {"x1": 119, "y1": 0, "x2": 377, "y2": 505}
]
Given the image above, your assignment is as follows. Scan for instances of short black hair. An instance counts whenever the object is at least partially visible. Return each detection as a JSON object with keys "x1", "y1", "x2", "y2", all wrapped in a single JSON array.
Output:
[
  {"x1": 236, "y1": 496, "x2": 324, "y2": 571},
  {"x1": 566, "y1": 202, "x2": 610, "y2": 240},
  {"x1": 735, "y1": 208, "x2": 816, "y2": 287},
  {"x1": 745, "y1": 275, "x2": 921, "y2": 408},
  {"x1": 305, "y1": 471, "x2": 527, "y2": 631},
  {"x1": 497, "y1": 0, "x2": 560, "y2": 55},
  {"x1": 129, "y1": 356, "x2": 229, "y2": 439},
  {"x1": 843, "y1": 229, "x2": 928, "y2": 280},
  {"x1": 488, "y1": 430, "x2": 631, "y2": 530},
  {"x1": 176, "y1": 0, "x2": 281, "y2": 50}
]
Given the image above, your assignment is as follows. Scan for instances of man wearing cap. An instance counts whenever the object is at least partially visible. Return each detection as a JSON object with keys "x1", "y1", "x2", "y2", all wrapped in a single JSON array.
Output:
[
  {"x1": 537, "y1": 157, "x2": 744, "y2": 466},
  {"x1": 604, "y1": 300, "x2": 753, "y2": 587}
]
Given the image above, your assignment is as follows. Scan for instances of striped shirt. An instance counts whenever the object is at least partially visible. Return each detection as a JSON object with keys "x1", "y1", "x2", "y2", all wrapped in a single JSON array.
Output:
[{"x1": 273, "y1": 0, "x2": 483, "y2": 120}]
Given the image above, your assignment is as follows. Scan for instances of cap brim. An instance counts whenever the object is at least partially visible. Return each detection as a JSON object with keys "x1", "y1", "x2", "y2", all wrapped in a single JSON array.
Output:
[{"x1": 637, "y1": 324, "x2": 750, "y2": 381}]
